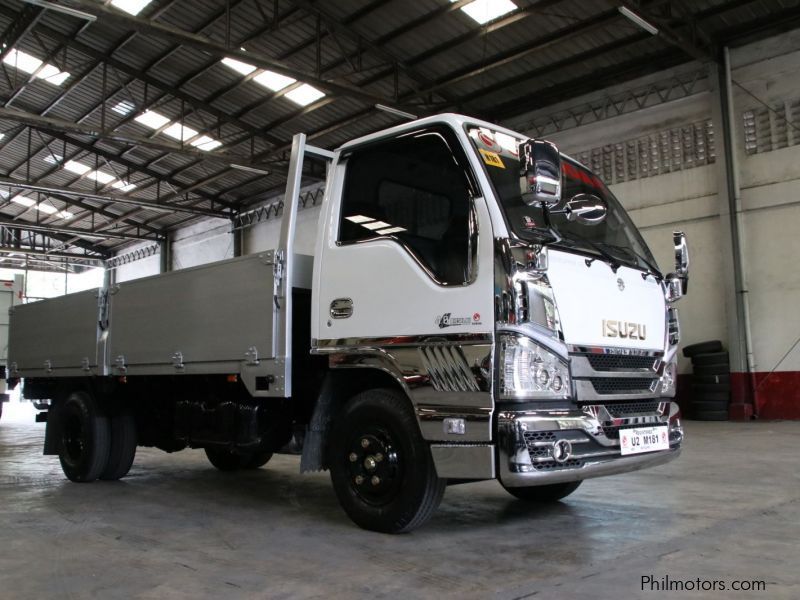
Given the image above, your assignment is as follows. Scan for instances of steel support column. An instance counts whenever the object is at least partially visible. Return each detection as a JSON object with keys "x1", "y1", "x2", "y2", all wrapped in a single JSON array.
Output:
[{"x1": 709, "y1": 49, "x2": 756, "y2": 418}]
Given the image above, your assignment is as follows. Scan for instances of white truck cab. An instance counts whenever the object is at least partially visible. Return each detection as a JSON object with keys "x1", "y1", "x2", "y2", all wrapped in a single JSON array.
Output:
[{"x1": 8, "y1": 114, "x2": 688, "y2": 532}]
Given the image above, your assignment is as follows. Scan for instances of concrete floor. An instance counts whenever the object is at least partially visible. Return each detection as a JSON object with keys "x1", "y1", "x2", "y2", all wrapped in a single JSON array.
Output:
[{"x1": 1, "y1": 400, "x2": 798, "y2": 600}]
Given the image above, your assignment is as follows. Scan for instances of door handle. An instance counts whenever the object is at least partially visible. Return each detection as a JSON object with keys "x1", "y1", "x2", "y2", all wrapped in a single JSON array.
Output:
[{"x1": 330, "y1": 298, "x2": 353, "y2": 319}]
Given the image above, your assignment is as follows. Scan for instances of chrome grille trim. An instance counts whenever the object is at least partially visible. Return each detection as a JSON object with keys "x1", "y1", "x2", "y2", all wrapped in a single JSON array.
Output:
[{"x1": 570, "y1": 346, "x2": 666, "y2": 401}]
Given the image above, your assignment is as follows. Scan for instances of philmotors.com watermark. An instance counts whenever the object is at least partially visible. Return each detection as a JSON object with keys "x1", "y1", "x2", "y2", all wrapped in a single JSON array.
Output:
[{"x1": 642, "y1": 574, "x2": 768, "y2": 593}]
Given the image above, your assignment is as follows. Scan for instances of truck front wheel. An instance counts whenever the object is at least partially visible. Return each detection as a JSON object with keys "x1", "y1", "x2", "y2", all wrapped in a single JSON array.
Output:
[
  {"x1": 501, "y1": 481, "x2": 582, "y2": 502},
  {"x1": 58, "y1": 391, "x2": 111, "y2": 482},
  {"x1": 328, "y1": 388, "x2": 446, "y2": 533}
]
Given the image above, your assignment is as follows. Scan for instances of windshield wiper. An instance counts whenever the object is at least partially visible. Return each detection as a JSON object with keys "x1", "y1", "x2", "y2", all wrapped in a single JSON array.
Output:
[
  {"x1": 593, "y1": 241, "x2": 661, "y2": 278},
  {"x1": 558, "y1": 232, "x2": 622, "y2": 272}
]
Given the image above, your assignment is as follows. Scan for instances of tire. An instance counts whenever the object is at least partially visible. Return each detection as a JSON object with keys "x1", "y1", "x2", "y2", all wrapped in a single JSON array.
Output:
[
  {"x1": 58, "y1": 391, "x2": 111, "y2": 482},
  {"x1": 694, "y1": 373, "x2": 730, "y2": 386},
  {"x1": 692, "y1": 400, "x2": 729, "y2": 412},
  {"x1": 693, "y1": 363, "x2": 730, "y2": 376},
  {"x1": 692, "y1": 382, "x2": 730, "y2": 394},
  {"x1": 693, "y1": 410, "x2": 728, "y2": 421},
  {"x1": 205, "y1": 447, "x2": 248, "y2": 471},
  {"x1": 692, "y1": 391, "x2": 730, "y2": 404},
  {"x1": 328, "y1": 388, "x2": 446, "y2": 533},
  {"x1": 242, "y1": 449, "x2": 273, "y2": 469},
  {"x1": 682, "y1": 340, "x2": 723, "y2": 358},
  {"x1": 100, "y1": 412, "x2": 137, "y2": 480},
  {"x1": 692, "y1": 352, "x2": 729, "y2": 367},
  {"x1": 501, "y1": 481, "x2": 582, "y2": 502}
]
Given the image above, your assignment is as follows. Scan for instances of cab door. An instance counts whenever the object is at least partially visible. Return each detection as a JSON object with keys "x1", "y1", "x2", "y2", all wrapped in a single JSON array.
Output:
[{"x1": 313, "y1": 125, "x2": 495, "y2": 343}]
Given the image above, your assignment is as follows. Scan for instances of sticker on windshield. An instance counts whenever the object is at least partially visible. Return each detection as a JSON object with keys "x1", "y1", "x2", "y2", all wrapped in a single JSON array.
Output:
[
  {"x1": 523, "y1": 216, "x2": 538, "y2": 229},
  {"x1": 479, "y1": 148, "x2": 505, "y2": 168}
]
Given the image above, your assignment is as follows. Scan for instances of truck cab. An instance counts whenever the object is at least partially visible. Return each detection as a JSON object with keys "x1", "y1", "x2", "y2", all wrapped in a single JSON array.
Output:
[{"x1": 311, "y1": 114, "x2": 685, "y2": 521}]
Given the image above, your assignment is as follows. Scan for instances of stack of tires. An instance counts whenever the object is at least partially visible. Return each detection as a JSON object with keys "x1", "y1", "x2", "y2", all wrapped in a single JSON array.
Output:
[{"x1": 683, "y1": 340, "x2": 730, "y2": 421}]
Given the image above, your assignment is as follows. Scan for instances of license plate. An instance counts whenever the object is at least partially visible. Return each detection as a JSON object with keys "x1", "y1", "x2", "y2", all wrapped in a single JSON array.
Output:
[{"x1": 619, "y1": 426, "x2": 669, "y2": 456}]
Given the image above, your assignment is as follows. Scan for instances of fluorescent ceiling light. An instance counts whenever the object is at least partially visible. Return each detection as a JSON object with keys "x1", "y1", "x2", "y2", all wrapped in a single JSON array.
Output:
[
  {"x1": 2, "y1": 49, "x2": 70, "y2": 86},
  {"x1": 10, "y1": 195, "x2": 35, "y2": 207},
  {"x1": 377, "y1": 226, "x2": 406, "y2": 235},
  {"x1": 112, "y1": 100, "x2": 136, "y2": 115},
  {"x1": 222, "y1": 57, "x2": 257, "y2": 76},
  {"x1": 43, "y1": 154, "x2": 64, "y2": 165},
  {"x1": 112, "y1": 181, "x2": 137, "y2": 192},
  {"x1": 284, "y1": 83, "x2": 326, "y2": 106},
  {"x1": 191, "y1": 136, "x2": 222, "y2": 151},
  {"x1": 451, "y1": 0, "x2": 517, "y2": 25},
  {"x1": 162, "y1": 122, "x2": 199, "y2": 142},
  {"x1": 345, "y1": 215, "x2": 374, "y2": 224},
  {"x1": 362, "y1": 220, "x2": 390, "y2": 230},
  {"x1": 110, "y1": 0, "x2": 153, "y2": 16},
  {"x1": 618, "y1": 6, "x2": 659, "y2": 35},
  {"x1": 254, "y1": 70, "x2": 296, "y2": 92},
  {"x1": 87, "y1": 170, "x2": 116, "y2": 185},
  {"x1": 134, "y1": 110, "x2": 171, "y2": 130},
  {"x1": 64, "y1": 160, "x2": 91, "y2": 175}
]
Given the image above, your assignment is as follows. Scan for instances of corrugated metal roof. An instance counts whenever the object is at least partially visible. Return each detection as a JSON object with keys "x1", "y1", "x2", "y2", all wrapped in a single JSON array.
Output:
[{"x1": 0, "y1": 0, "x2": 794, "y2": 260}]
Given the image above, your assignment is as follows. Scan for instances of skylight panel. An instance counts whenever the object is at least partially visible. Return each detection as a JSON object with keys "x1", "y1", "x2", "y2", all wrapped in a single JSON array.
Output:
[
  {"x1": 254, "y1": 70, "x2": 296, "y2": 92},
  {"x1": 112, "y1": 100, "x2": 136, "y2": 115},
  {"x1": 64, "y1": 160, "x2": 91, "y2": 175},
  {"x1": 376, "y1": 226, "x2": 407, "y2": 235},
  {"x1": 134, "y1": 110, "x2": 171, "y2": 130},
  {"x1": 87, "y1": 170, "x2": 116, "y2": 185},
  {"x1": 43, "y1": 154, "x2": 64, "y2": 165},
  {"x1": 58, "y1": 211, "x2": 74, "y2": 220},
  {"x1": 10, "y1": 195, "x2": 35, "y2": 208},
  {"x1": 0, "y1": 133, "x2": 5, "y2": 141},
  {"x1": 284, "y1": 83, "x2": 325, "y2": 106},
  {"x1": 36, "y1": 203, "x2": 58, "y2": 215},
  {"x1": 191, "y1": 136, "x2": 222, "y2": 151},
  {"x1": 361, "y1": 220, "x2": 390, "y2": 231},
  {"x1": 162, "y1": 122, "x2": 199, "y2": 142},
  {"x1": 2, "y1": 49, "x2": 70, "y2": 86},
  {"x1": 110, "y1": 0, "x2": 153, "y2": 16},
  {"x1": 451, "y1": 0, "x2": 516, "y2": 24},
  {"x1": 345, "y1": 215, "x2": 374, "y2": 224},
  {"x1": 222, "y1": 57, "x2": 257, "y2": 76},
  {"x1": 112, "y1": 181, "x2": 137, "y2": 192}
]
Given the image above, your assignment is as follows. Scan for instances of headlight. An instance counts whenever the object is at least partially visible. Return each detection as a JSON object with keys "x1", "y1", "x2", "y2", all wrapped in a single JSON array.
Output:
[
  {"x1": 660, "y1": 361, "x2": 677, "y2": 397},
  {"x1": 499, "y1": 333, "x2": 571, "y2": 400}
]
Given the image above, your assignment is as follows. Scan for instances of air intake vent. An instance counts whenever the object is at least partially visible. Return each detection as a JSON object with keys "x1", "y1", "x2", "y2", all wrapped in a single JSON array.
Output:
[{"x1": 419, "y1": 345, "x2": 479, "y2": 393}]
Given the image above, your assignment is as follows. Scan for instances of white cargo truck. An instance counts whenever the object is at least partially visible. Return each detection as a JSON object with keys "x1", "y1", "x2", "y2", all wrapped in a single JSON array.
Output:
[
  {"x1": 0, "y1": 274, "x2": 23, "y2": 421},
  {"x1": 8, "y1": 114, "x2": 689, "y2": 532}
]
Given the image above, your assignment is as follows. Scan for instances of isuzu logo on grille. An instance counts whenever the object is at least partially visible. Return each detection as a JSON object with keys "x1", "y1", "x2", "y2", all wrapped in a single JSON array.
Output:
[{"x1": 602, "y1": 319, "x2": 647, "y2": 340}]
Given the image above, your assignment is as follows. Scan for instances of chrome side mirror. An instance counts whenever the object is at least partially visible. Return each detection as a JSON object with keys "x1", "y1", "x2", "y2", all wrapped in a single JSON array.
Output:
[
  {"x1": 665, "y1": 231, "x2": 689, "y2": 301},
  {"x1": 518, "y1": 139, "x2": 561, "y2": 206},
  {"x1": 564, "y1": 194, "x2": 607, "y2": 225}
]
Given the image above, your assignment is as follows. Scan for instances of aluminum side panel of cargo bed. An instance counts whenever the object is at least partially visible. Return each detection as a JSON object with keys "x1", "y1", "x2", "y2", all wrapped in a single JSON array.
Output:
[
  {"x1": 9, "y1": 289, "x2": 101, "y2": 375},
  {"x1": 109, "y1": 254, "x2": 275, "y2": 374}
]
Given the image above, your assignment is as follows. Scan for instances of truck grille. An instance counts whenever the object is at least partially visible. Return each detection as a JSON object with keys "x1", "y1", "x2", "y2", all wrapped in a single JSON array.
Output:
[
  {"x1": 585, "y1": 354, "x2": 658, "y2": 371},
  {"x1": 590, "y1": 378, "x2": 658, "y2": 395},
  {"x1": 604, "y1": 400, "x2": 661, "y2": 416}
]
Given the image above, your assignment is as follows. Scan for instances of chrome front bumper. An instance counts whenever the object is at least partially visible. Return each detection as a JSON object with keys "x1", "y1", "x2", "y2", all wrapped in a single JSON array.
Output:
[{"x1": 497, "y1": 401, "x2": 683, "y2": 487}]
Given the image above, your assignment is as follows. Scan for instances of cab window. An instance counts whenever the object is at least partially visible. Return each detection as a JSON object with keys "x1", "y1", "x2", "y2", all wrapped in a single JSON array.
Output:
[{"x1": 339, "y1": 127, "x2": 476, "y2": 285}]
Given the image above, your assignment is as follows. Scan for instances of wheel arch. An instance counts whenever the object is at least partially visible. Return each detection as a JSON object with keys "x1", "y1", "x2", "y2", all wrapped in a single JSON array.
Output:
[{"x1": 300, "y1": 364, "x2": 412, "y2": 473}]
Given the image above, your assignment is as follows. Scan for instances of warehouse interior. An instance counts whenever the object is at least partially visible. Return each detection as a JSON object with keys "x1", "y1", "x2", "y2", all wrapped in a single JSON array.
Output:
[{"x1": 1, "y1": 0, "x2": 799, "y2": 597}]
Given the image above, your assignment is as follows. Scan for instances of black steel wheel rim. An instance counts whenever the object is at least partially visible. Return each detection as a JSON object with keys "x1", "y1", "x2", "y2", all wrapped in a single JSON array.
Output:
[
  {"x1": 346, "y1": 426, "x2": 403, "y2": 507},
  {"x1": 62, "y1": 409, "x2": 85, "y2": 463}
]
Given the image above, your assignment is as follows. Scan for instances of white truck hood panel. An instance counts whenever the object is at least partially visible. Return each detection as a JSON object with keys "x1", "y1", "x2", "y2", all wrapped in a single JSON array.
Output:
[{"x1": 545, "y1": 249, "x2": 665, "y2": 352}]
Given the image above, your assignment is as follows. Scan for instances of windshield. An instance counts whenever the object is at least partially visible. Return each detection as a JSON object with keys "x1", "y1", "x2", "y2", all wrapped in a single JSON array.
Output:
[{"x1": 467, "y1": 126, "x2": 659, "y2": 274}]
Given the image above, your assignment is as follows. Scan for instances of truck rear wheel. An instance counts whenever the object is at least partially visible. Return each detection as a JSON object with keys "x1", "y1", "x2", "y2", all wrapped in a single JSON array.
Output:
[
  {"x1": 328, "y1": 388, "x2": 446, "y2": 533},
  {"x1": 58, "y1": 391, "x2": 111, "y2": 483},
  {"x1": 501, "y1": 481, "x2": 582, "y2": 502},
  {"x1": 100, "y1": 412, "x2": 137, "y2": 480}
]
